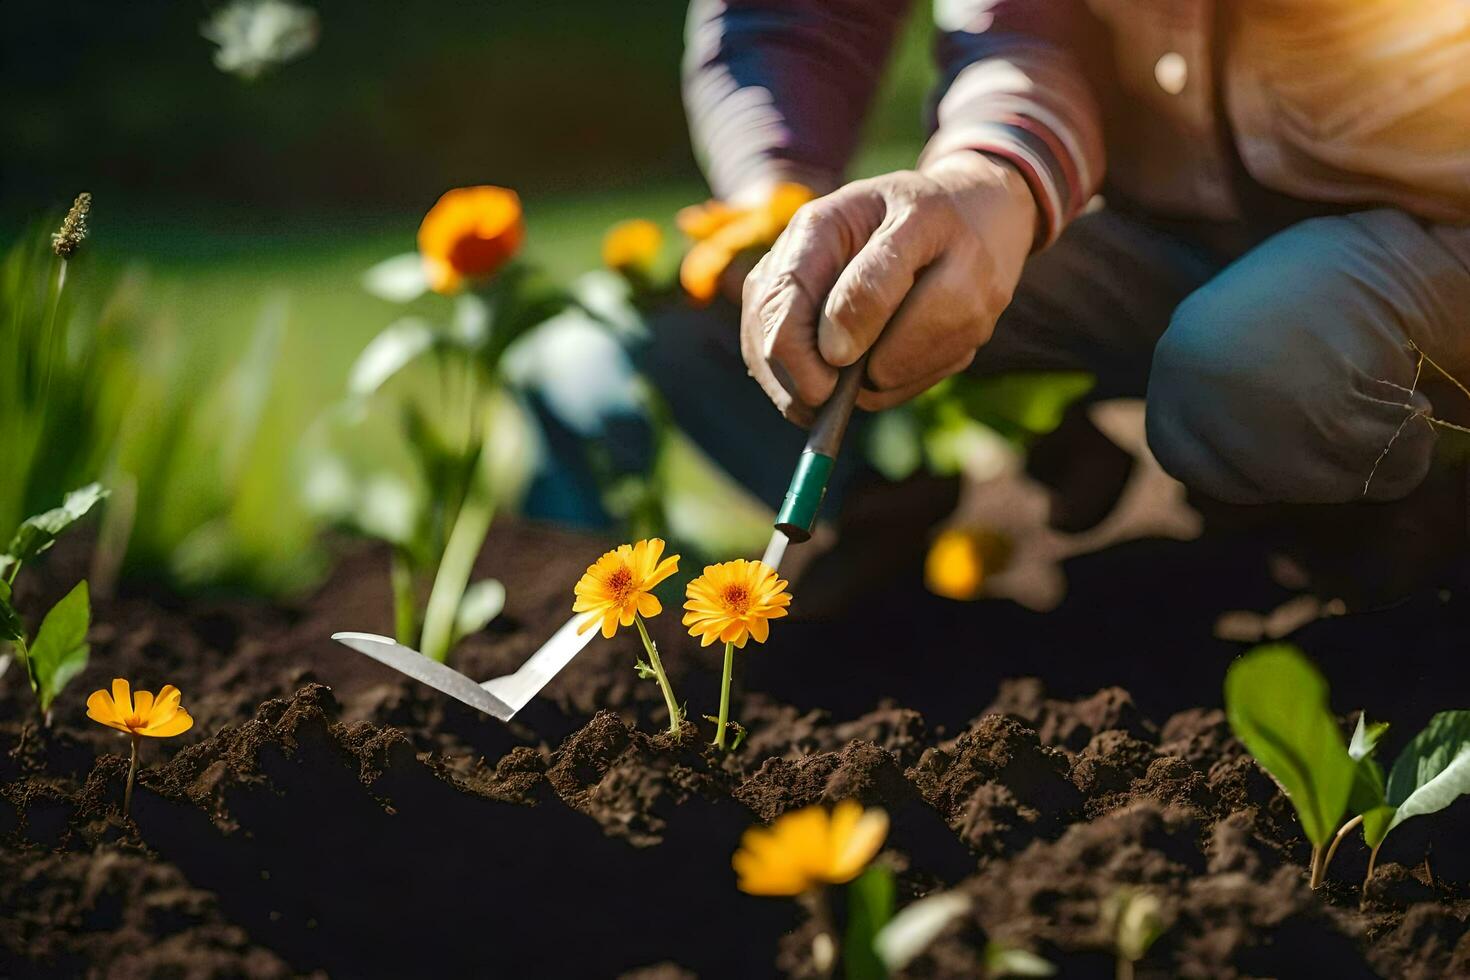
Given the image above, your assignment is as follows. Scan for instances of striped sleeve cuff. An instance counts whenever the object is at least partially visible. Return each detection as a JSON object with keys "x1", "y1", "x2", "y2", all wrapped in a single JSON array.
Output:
[{"x1": 922, "y1": 120, "x2": 1076, "y2": 248}]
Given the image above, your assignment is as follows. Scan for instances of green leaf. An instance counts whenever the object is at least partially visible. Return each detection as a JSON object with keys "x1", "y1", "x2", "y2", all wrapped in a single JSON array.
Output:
[
  {"x1": 874, "y1": 891, "x2": 972, "y2": 972},
  {"x1": 1385, "y1": 710, "x2": 1470, "y2": 833},
  {"x1": 454, "y1": 579, "x2": 506, "y2": 641},
  {"x1": 347, "y1": 317, "x2": 440, "y2": 398},
  {"x1": 865, "y1": 408, "x2": 924, "y2": 482},
  {"x1": 983, "y1": 943, "x2": 1058, "y2": 979},
  {"x1": 29, "y1": 581, "x2": 90, "y2": 714},
  {"x1": 950, "y1": 372, "x2": 1095, "y2": 443},
  {"x1": 7, "y1": 483, "x2": 109, "y2": 563},
  {"x1": 0, "y1": 579, "x2": 22, "y2": 642},
  {"x1": 1349, "y1": 713, "x2": 1390, "y2": 761},
  {"x1": 843, "y1": 864, "x2": 895, "y2": 980},
  {"x1": 1224, "y1": 644, "x2": 1355, "y2": 847},
  {"x1": 634, "y1": 659, "x2": 657, "y2": 680}
]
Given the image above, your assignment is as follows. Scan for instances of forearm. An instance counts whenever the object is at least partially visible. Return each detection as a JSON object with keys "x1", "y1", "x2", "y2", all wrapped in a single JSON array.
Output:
[
  {"x1": 682, "y1": 0, "x2": 912, "y2": 204},
  {"x1": 923, "y1": 0, "x2": 1106, "y2": 247}
]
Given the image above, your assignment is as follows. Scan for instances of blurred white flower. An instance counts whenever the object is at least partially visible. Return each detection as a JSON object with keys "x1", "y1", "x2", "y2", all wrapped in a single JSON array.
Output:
[{"x1": 202, "y1": 0, "x2": 320, "y2": 81}]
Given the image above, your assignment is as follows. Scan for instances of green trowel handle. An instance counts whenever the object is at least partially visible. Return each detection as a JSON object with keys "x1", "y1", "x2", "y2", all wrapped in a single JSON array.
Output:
[{"x1": 774, "y1": 358, "x2": 868, "y2": 542}]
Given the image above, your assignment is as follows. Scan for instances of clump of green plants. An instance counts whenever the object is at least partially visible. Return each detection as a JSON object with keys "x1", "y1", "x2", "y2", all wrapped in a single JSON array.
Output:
[
  {"x1": 0, "y1": 483, "x2": 107, "y2": 723},
  {"x1": 1225, "y1": 644, "x2": 1470, "y2": 892}
]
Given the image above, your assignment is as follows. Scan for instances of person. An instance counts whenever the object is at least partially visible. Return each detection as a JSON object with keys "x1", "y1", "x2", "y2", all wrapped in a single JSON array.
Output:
[{"x1": 630, "y1": 0, "x2": 1470, "y2": 605}]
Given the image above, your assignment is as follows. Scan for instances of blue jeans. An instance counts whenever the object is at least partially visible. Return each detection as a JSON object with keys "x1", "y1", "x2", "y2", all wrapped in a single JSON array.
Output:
[{"x1": 527, "y1": 206, "x2": 1470, "y2": 525}]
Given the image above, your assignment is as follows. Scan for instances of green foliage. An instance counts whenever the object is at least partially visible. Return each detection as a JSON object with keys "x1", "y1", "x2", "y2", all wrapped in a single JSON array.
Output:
[
  {"x1": 29, "y1": 582, "x2": 90, "y2": 715},
  {"x1": 1224, "y1": 645, "x2": 1355, "y2": 848},
  {"x1": 843, "y1": 865, "x2": 895, "y2": 980},
  {"x1": 865, "y1": 373, "x2": 1095, "y2": 482},
  {"x1": 0, "y1": 580, "x2": 22, "y2": 642},
  {"x1": 1383, "y1": 710, "x2": 1470, "y2": 834},
  {"x1": 5, "y1": 483, "x2": 107, "y2": 567}
]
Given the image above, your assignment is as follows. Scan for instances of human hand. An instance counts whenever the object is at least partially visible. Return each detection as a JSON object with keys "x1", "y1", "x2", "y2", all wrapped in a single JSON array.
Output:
[{"x1": 738, "y1": 151, "x2": 1037, "y2": 424}]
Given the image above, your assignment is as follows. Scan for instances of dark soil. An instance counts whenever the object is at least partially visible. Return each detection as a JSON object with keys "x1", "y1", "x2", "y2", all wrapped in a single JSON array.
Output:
[{"x1": 3, "y1": 519, "x2": 1469, "y2": 978}]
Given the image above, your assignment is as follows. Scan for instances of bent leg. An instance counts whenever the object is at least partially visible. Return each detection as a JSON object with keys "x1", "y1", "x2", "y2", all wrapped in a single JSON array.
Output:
[{"x1": 1146, "y1": 210, "x2": 1470, "y2": 504}]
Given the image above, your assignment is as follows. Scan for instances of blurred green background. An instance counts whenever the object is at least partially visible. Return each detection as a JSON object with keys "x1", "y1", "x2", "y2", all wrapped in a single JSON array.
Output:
[{"x1": 1, "y1": 0, "x2": 937, "y2": 596}]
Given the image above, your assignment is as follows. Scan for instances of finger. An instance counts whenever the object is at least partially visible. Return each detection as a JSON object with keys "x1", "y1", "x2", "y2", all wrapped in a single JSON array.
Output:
[
  {"x1": 739, "y1": 254, "x2": 816, "y2": 425},
  {"x1": 818, "y1": 214, "x2": 934, "y2": 368},
  {"x1": 856, "y1": 351, "x2": 977, "y2": 412},
  {"x1": 742, "y1": 200, "x2": 865, "y2": 412},
  {"x1": 867, "y1": 259, "x2": 992, "y2": 392}
]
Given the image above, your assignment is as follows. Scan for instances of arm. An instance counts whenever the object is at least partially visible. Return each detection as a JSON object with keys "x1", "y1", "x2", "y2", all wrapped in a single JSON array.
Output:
[
  {"x1": 739, "y1": 0, "x2": 1106, "y2": 423},
  {"x1": 923, "y1": 0, "x2": 1106, "y2": 246},
  {"x1": 682, "y1": 0, "x2": 914, "y2": 205}
]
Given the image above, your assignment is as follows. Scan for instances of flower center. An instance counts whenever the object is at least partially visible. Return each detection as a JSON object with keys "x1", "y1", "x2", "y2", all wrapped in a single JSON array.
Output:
[
  {"x1": 607, "y1": 565, "x2": 635, "y2": 604},
  {"x1": 721, "y1": 584, "x2": 751, "y2": 615}
]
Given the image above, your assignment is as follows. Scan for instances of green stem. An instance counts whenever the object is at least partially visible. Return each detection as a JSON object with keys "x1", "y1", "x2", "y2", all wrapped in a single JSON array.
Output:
[
  {"x1": 713, "y1": 641, "x2": 735, "y2": 749},
  {"x1": 124, "y1": 736, "x2": 139, "y2": 818},
  {"x1": 634, "y1": 615, "x2": 682, "y2": 736},
  {"x1": 15, "y1": 635, "x2": 35, "y2": 696},
  {"x1": 1363, "y1": 842, "x2": 1383, "y2": 900},
  {"x1": 6, "y1": 560, "x2": 21, "y2": 587},
  {"x1": 37, "y1": 256, "x2": 67, "y2": 408},
  {"x1": 389, "y1": 548, "x2": 419, "y2": 646},
  {"x1": 1309, "y1": 844, "x2": 1325, "y2": 890},
  {"x1": 420, "y1": 465, "x2": 496, "y2": 663}
]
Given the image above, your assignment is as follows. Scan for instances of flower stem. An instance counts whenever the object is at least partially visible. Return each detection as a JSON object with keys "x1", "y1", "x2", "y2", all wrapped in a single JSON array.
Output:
[
  {"x1": 633, "y1": 615, "x2": 682, "y2": 736},
  {"x1": 713, "y1": 640, "x2": 735, "y2": 749},
  {"x1": 1321, "y1": 814, "x2": 1363, "y2": 883},
  {"x1": 1363, "y1": 842, "x2": 1383, "y2": 900},
  {"x1": 124, "y1": 736, "x2": 139, "y2": 818},
  {"x1": 1309, "y1": 844, "x2": 1325, "y2": 889},
  {"x1": 389, "y1": 548, "x2": 418, "y2": 646},
  {"x1": 420, "y1": 462, "x2": 496, "y2": 663}
]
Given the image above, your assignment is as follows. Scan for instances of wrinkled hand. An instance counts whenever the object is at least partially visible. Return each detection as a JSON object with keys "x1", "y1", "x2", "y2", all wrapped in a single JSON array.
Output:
[{"x1": 739, "y1": 152, "x2": 1037, "y2": 424}]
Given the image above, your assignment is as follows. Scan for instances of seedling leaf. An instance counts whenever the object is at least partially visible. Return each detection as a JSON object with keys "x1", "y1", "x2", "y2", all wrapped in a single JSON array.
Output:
[
  {"x1": 983, "y1": 942, "x2": 1058, "y2": 978},
  {"x1": 843, "y1": 864, "x2": 895, "y2": 980},
  {"x1": 634, "y1": 659, "x2": 657, "y2": 680},
  {"x1": 29, "y1": 581, "x2": 90, "y2": 714},
  {"x1": 7, "y1": 483, "x2": 109, "y2": 563},
  {"x1": 1349, "y1": 713, "x2": 1389, "y2": 761},
  {"x1": 874, "y1": 891, "x2": 972, "y2": 972},
  {"x1": 1224, "y1": 644, "x2": 1354, "y2": 847},
  {"x1": 1385, "y1": 710, "x2": 1470, "y2": 833}
]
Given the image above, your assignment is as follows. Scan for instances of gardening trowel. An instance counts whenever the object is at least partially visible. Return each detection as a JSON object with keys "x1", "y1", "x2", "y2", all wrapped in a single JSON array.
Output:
[
  {"x1": 331, "y1": 612, "x2": 596, "y2": 722},
  {"x1": 332, "y1": 358, "x2": 867, "y2": 722}
]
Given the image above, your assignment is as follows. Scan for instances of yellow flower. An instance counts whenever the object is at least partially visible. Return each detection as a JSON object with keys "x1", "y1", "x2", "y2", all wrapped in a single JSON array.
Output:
[
  {"x1": 602, "y1": 219, "x2": 664, "y2": 276},
  {"x1": 86, "y1": 679, "x2": 194, "y2": 738},
  {"x1": 682, "y1": 558, "x2": 791, "y2": 648},
  {"x1": 417, "y1": 185, "x2": 526, "y2": 294},
  {"x1": 733, "y1": 801, "x2": 889, "y2": 896},
  {"x1": 677, "y1": 183, "x2": 815, "y2": 305},
  {"x1": 924, "y1": 526, "x2": 1012, "y2": 601},
  {"x1": 572, "y1": 538, "x2": 681, "y2": 639}
]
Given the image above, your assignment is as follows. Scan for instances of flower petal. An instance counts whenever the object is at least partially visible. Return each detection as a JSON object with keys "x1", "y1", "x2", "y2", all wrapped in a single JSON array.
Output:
[
  {"x1": 636, "y1": 593, "x2": 661, "y2": 619},
  {"x1": 86, "y1": 689, "x2": 118, "y2": 726},
  {"x1": 142, "y1": 708, "x2": 194, "y2": 738},
  {"x1": 111, "y1": 679, "x2": 132, "y2": 718}
]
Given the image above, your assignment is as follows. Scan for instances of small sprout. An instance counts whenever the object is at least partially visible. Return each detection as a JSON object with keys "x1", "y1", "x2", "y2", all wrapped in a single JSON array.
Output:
[
  {"x1": 417, "y1": 186, "x2": 525, "y2": 294},
  {"x1": 86, "y1": 679, "x2": 194, "y2": 817},
  {"x1": 51, "y1": 192, "x2": 91, "y2": 258},
  {"x1": 677, "y1": 183, "x2": 814, "y2": 305},
  {"x1": 683, "y1": 559, "x2": 791, "y2": 749},
  {"x1": 1102, "y1": 888, "x2": 1168, "y2": 980},
  {"x1": 983, "y1": 942, "x2": 1058, "y2": 978},
  {"x1": 2, "y1": 483, "x2": 108, "y2": 723},
  {"x1": 702, "y1": 715, "x2": 746, "y2": 750},
  {"x1": 874, "y1": 891, "x2": 974, "y2": 973},
  {"x1": 573, "y1": 539, "x2": 683, "y2": 735},
  {"x1": 1225, "y1": 644, "x2": 1355, "y2": 887},
  {"x1": 601, "y1": 219, "x2": 664, "y2": 282}
]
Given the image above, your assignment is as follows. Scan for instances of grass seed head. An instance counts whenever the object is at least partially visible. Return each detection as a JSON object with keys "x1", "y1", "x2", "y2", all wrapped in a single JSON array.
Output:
[{"x1": 52, "y1": 192, "x2": 92, "y2": 258}]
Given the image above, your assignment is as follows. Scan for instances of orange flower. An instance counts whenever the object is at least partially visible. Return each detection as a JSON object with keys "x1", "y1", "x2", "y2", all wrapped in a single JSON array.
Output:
[
  {"x1": 418, "y1": 186, "x2": 525, "y2": 294},
  {"x1": 678, "y1": 183, "x2": 814, "y2": 305},
  {"x1": 683, "y1": 558, "x2": 791, "y2": 648},
  {"x1": 86, "y1": 679, "x2": 194, "y2": 738},
  {"x1": 602, "y1": 219, "x2": 664, "y2": 277},
  {"x1": 572, "y1": 539, "x2": 681, "y2": 639},
  {"x1": 924, "y1": 527, "x2": 1012, "y2": 601}
]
